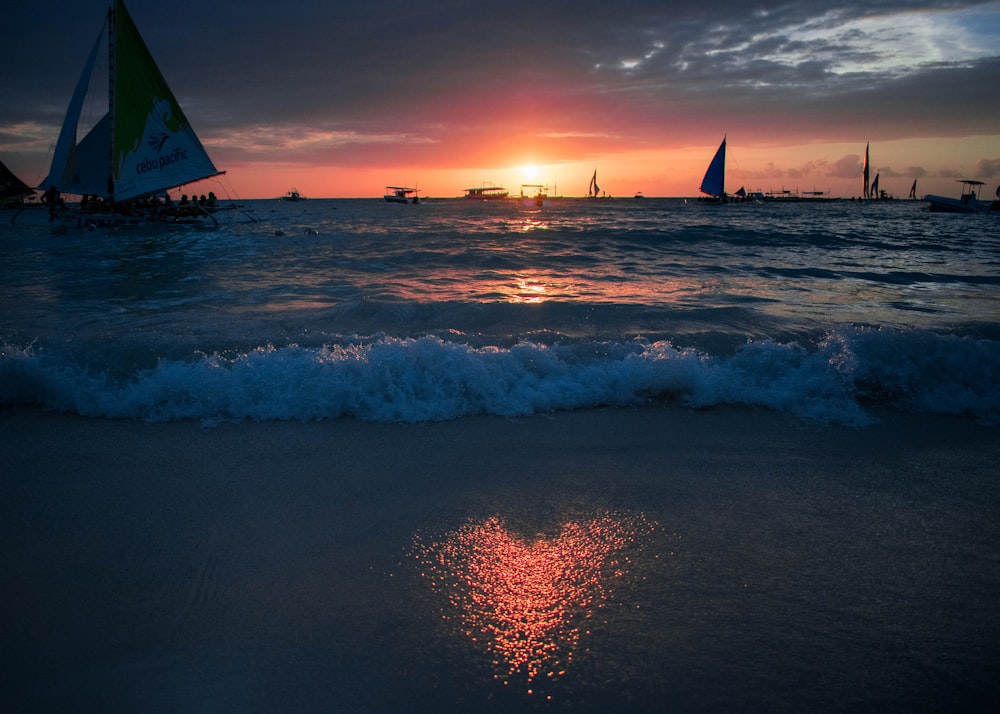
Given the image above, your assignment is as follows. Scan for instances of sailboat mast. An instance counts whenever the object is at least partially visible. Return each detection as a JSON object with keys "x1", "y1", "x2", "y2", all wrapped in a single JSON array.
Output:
[{"x1": 107, "y1": 1, "x2": 116, "y2": 200}]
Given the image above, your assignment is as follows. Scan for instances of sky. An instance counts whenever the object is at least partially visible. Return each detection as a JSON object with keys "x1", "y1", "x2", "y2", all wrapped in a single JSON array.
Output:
[{"x1": 2, "y1": 0, "x2": 998, "y2": 198}]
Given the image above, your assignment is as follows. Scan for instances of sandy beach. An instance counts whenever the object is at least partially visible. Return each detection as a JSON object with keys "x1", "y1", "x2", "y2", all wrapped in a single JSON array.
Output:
[{"x1": 2, "y1": 405, "x2": 998, "y2": 712}]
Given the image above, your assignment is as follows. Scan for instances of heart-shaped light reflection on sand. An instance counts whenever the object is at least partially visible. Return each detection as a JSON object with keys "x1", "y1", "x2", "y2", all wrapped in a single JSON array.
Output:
[{"x1": 415, "y1": 514, "x2": 649, "y2": 688}]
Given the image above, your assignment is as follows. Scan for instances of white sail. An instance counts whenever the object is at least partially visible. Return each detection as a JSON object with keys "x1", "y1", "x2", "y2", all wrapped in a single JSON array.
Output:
[{"x1": 39, "y1": 24, "x2": 107, "y2": 195}]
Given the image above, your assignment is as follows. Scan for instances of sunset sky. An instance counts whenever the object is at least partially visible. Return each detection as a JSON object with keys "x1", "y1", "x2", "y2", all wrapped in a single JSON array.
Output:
[{"x1": 2, "y1": 0, "x2": 998, "y2": 199}]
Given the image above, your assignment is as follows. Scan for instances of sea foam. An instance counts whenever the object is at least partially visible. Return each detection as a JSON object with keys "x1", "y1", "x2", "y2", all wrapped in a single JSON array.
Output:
[{"x1": 2, "y1": 325, "x2": 997, "y2": 425}]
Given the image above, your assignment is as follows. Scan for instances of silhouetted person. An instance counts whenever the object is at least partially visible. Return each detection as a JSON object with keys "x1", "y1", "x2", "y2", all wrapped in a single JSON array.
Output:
[{"x1": 42, "y1": 185, "x2": 61, "y2": 220}]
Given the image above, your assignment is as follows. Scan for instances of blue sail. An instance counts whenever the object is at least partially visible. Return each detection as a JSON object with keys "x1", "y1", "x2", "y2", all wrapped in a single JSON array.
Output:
[{"x1": 700, "y1": 137, "x2": 726, "y2": 198}]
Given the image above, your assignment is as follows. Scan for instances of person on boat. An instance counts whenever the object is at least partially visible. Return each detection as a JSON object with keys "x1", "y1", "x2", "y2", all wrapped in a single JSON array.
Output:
[{"x1": 42, "y1": 185, "x2": 61, "y2": 220}]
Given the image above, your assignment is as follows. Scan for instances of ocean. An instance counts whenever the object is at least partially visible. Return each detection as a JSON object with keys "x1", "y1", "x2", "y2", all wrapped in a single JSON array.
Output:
[
  {"x1": 2, "y1": 197, "x2": 999, "y2": 713},
  {"x1": 2, "y1": 197, "x2": 998, "y2": 425}
]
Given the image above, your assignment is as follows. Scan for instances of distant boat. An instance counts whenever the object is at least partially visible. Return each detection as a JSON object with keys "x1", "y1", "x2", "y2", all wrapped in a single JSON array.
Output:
[
  {"x1": 463, "y1": 183, "x2": 509, "y2": 200},
  {"x1": 520, "y1": 184, "x2": 550, "y2": 207},
  {"x1": 38, "y1": 0, "x2": 238, "y2": 225},
  {"x1": 587, "y1": 169, "x2": 610, "y2": 199},
  {"x1": 925, "y1": 180, "x2": 998, "y2": 213},
  {"x1": 634, "y1": 191, "x2": 645, "y2": 199},
  {"x1": 699, "y1": 136, "x2": 728, "y2": 202},
  {"x1": 384, "y1": 186, "x2": 421, "y2": 204},
  {"x1": 1, "y1": 158, "x2": 34, "y2": 207},
  {"x1": 281, "y1": 189, "x2": 306, "y2": 201},
  {"x1": 859, "y1": 143, "x2": 893, "y2": 200}
]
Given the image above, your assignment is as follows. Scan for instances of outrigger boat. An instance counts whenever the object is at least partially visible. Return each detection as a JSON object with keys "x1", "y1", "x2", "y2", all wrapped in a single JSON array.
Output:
[
  {"x1": 32, "y1": 0, "x2": 252, "y2": 227},
  {"x1": 698, "y1": 136, "x2": 745, "y2": 203},
  {"x1": 463, "y1": 183, "x2": 509, "y2": 200},
  {"x1": 384, "y1": 186, "x2": 421, "y2": 204},
  {"x1": 520, "y1": 184, "x2": 551, "y2": 207},
  {"x1": 587, "y1": 169, "x2": 610, "y2": 199},
  {"x1": 925, "y1": 180, "x2": 998, "y2": 214}
]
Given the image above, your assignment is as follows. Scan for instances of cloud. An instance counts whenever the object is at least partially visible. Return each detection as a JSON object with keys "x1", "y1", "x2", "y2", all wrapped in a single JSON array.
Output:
[
  {"x1": 976, "y1": 158, "x2": 1000, "y2": 178},
  {"x1": 831, "y1": 154, "x2": 863, "y2": 178}
]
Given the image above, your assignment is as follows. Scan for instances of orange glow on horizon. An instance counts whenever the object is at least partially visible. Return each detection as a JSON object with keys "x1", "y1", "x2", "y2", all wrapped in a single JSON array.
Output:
[
  {"x1": 207, "y1": 133, "x2": 999, "y2": 201},
  {"x1": 413, "y1": 514, "x2": 655, "y2": 692}
]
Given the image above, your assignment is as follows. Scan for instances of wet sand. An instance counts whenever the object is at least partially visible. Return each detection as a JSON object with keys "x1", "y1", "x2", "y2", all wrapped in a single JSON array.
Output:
[{"x1": 2, "y1": 405, "x2": 998, "y2": 712}]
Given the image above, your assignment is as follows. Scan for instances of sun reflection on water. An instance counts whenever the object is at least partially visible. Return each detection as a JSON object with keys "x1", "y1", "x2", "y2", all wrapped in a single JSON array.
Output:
[{"x1": 413, "y1": 513, "x2": 655, "y2": 693}]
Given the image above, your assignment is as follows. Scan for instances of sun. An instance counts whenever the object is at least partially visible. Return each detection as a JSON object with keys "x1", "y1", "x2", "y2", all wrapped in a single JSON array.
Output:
[{"x1": 521, "y1": 164, "x2": 541, "y2": 182}]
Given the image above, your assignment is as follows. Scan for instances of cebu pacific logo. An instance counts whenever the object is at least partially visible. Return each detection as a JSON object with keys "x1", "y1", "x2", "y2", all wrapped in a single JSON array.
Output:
[
  {"x1": 136, "y1": 146, "x2": 189, "y2": 175},
  {"x1": 133, "y1": 99, "x2": 191, "y2": 176},
  {"x1": 147, "y1": 131, "x2": 170, "y2": 152}
]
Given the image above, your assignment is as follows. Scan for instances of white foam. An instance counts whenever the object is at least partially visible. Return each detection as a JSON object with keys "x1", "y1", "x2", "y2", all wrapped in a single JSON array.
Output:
[{"x1": 3, "y1": 325, "x2": 997, "y2": 425}]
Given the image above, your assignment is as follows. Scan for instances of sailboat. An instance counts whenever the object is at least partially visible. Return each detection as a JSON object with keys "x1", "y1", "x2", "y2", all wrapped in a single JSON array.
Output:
[
  {"x1": 1, "y1": 158, "x2": 34, "y2": 207},
  {"x1": 699, "y1": 136, "x2": 728, "y2": 202},
  {"x1": 39, "y1": 0, "x2": 238, "y2": 225},
  {"x1": 587, "y1": 169, "x2": 608, "y2": 199},
  {"x1": 859, "y1": 143, "x2": 895, "y2": 200}
]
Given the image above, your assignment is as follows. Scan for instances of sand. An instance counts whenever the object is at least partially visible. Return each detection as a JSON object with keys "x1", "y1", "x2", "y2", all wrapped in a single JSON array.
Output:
[{"x1": 2, "y1": 405, "x2": 998, "y2": 712}]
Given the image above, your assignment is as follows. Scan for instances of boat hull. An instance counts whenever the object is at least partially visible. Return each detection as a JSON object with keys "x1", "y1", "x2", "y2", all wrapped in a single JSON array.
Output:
[{"x1": 925, "y1": 195, "x2": 993, "y2": 213}]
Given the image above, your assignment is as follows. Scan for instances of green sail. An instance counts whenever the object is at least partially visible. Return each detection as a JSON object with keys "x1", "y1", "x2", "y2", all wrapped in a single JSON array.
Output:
[{"x1": 111, "y1": 0, "x2": 220, "y2": 201}]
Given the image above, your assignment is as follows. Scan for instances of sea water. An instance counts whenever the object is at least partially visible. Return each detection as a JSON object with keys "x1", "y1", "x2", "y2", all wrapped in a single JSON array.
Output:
[
  {"x1": 2, "y1": 197, "x2": 998, "y2": 424},
  {"x1": 2, "y1": 197, "x2": 999, "y2": 713}
]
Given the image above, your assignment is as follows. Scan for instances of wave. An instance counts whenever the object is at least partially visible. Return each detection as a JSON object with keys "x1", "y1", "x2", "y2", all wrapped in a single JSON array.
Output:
[{"x1": 2, "y1": 326, "x2": 998, "y2": 426}]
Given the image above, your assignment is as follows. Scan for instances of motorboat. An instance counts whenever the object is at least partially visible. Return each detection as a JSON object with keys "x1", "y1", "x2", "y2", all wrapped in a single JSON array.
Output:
[{"x1": 925, "y1": 180, "x2": 997, "y2": 213}]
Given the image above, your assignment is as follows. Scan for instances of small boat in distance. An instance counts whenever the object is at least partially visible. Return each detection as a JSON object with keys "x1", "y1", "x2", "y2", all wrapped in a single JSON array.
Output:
[
  {"x1": 463, "y1": 183, "x2": 509, "y2": 200},
  {"x1": 384, "y1": 186, "x2": 421, "y2": 204},
  {"x1": 587, "y1": 169, "x2": 610, "y2": 199},
  {"x1": 699, "y1": 136, "x2": 733, "y2": 203},
  {"x1": 520, "y1": 184, "x2": 551, "y2": 207},
  {"x1": 281, "y1": 189, "x2": 306, "y2": 201},
  {"x1": 859, "y1": 143, "x2": 893, "y2": 200},
  {"x1": 925, "y1": 180, "x2": 998, "y2": 213}
]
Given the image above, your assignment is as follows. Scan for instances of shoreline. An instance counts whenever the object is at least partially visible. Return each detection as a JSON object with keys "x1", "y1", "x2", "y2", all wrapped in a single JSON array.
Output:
[{"x1": 3, "y1": 404, "x2": 998, "y2": 712}]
